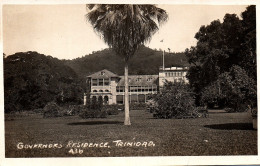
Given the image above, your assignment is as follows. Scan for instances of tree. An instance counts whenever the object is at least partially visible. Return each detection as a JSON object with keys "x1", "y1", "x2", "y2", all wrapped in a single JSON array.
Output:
[
  {"x1": 4, "y1": 52, "x2": 84, "y2": 113},
  {"x1": 201, "y1": 65, "x2": 256, "y2": 111},
  {"x1": 153, "y1": 81, "x2": 195, "y2": 118},
  {"x1": 185, "y1": 6, "x2": 256, "y2": 107},
  {"x1": 240, "y1": 5, "x2": 256, "y2": 80},
  {"x1": 86, "y1": 4, "x2": 168, "y2": 125}
]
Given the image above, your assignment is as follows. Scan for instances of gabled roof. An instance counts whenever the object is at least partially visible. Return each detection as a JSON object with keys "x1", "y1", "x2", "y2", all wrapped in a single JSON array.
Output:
[
  {"x1": 117, "y1": 75, "x2": 158, "y2": 86},
  {"x1": 87, "y1": 69, "x2": 119, "y2": 79}
]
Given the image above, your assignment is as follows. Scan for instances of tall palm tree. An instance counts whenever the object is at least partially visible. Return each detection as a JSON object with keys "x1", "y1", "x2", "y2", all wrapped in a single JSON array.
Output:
[{"x1": 86, "y1": 4, "x2": 168, "y2": 125}]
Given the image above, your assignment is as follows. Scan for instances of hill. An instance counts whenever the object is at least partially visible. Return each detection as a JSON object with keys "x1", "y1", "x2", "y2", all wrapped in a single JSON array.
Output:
[
  {"x1": 4, "y1": 51, "x2": 84, "y2": 112},
  {"x1": 65, "y1": 45, "x2": 188, "y2": 78}
]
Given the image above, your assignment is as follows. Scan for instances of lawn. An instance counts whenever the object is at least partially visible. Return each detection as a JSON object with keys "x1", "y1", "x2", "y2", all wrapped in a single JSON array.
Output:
[{"x1": 5, "y1": 109, "x2": 257, "y2": 157}]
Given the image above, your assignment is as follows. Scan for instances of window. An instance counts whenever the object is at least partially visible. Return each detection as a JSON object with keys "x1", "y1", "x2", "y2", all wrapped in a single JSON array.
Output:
[
  {"x1": 98, "y1": 79, "x2": 104, "y2": 86},
  {"x1": 104, "y1": 96, "x2": 108, "y2": 104},
  {"x1": 138, "y1": 86, "x2": 142, "y2": 92},
  {"x1": 153, "y1": 86, "x2": 157, "y2": 91},
  {"x1": 92, "y1": 79, "x2": 97, "y2": 86},
  {"x1": 116, "y1": 86, "x2": 124, "y2": 92},
  {"x1": 93, "y1": 90, "x2": 97, "y2": 92},
  {"x1": 116, "y1": 95, "x2": 124, "y2": 104},
  {"x1": 99, "y1": 90, "x2": 103, "y2": 92},
  {"x1": 147, "y1": 78, "x2": 153, "y2": 82},
  {"x1": 101, "y1": 71, "x2": 105, "y2": 75},
  {"x1": 104, "y1": 79, "x2": 109, "y2": 86},
  {"x1": 105, "y1": 89, "x2": 109, "y2": 92},
  {"x1": 144, "y1": 86, "x2": 149, "y2": 92},
  {"x1": 136, "y1": 78, "x2": 142, "y2": 82}
]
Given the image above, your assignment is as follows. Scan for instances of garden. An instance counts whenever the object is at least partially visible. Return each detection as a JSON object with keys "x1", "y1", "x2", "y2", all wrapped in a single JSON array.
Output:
[{"x1": 5, "y1": 106, "x2": 257, "y2": 157}]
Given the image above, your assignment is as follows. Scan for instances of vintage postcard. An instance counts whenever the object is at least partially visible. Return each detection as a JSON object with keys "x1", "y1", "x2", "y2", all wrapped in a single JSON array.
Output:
[{"x1": 0, "y1": 0, "x2": 259, "y2": 165}]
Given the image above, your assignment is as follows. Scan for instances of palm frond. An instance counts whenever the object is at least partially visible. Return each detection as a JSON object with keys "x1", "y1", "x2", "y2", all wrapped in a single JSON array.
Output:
[{"x1": 85, "y1": 4, "x2": 168, "y2": 60}]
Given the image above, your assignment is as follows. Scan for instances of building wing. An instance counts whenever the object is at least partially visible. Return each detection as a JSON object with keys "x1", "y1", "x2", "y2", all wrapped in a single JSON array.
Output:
[
  {"x1": 117, "y1": 75, "x2": 158, "y2": 87},
  {"x1": 87, "y1": 69, "x2": 119, "y2": 79}
]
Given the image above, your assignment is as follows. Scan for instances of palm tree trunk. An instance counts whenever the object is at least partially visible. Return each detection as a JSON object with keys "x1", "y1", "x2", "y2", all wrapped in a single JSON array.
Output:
[{"x1": 124, "y1": 62, "x2": 131, "y2": 125}]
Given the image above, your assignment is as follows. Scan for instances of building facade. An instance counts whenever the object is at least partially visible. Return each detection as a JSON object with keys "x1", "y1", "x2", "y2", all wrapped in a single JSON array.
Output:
[
  {"x1": 87, "y1": 67, "x2": 188, "y2": 105},
  {"x1": 87, "y1": 69, "x2": 158, "y2": 105},
  {"x1": 159, "y1": 66, "x2": 189, "y2": 87}
]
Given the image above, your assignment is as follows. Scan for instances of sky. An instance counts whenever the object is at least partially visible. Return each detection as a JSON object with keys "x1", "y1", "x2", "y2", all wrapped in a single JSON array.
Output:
[{"x1": 3, "y1": 4, "x2": 248, "y2": 60}]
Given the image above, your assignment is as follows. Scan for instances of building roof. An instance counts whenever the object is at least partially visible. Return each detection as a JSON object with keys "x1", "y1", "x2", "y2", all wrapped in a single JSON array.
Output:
[
  {"x1": 159, "y1": 66, "x2": 189, "y2": 72},
  {"x1": 117, "y1": 75, "x2": 158, "y2": 86},
  {"x1": 87, "y1": 69, "x2": 119, "y2": 79}
]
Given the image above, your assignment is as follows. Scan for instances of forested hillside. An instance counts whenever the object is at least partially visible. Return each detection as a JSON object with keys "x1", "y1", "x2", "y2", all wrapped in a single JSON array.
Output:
[
  {"x1": 65, "y1": 45, "x2": 188, "y2": 78},
  {"x1": 4, "y1": 51, "x2": 85, "y2": 112}
]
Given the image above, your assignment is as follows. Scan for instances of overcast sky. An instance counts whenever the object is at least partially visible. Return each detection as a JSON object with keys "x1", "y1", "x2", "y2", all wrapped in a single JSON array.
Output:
[{"x1": 3, "y1": 4, "x2": 247, "y2": 59}]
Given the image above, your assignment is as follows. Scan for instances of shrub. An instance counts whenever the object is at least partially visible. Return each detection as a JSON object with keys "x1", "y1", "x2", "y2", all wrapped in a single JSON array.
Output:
[
  {"x1": 251, "y1": 108, "x2": 257, "y2": 118},
  {"x1": 43, "y1": 102, "x2": 63, "y2": 118},
  {"x1": 224, "y1": 108, "x2": 235, "y2": 113},
  {"x1": 102, "y1": 104, "x2": 123, "y2": 115},
  {"x1": 192, "y1": 107, "x2": 209, "y2": 118},
  {"x1": 34, "y1": 108, "x2": 44, "y2": 114},
  {"x1": 62, "y1": 105, "x2": 80, "y2": 116},
  {"x1": 152, "y1": 81, "x2": 195, "y2": 119},
  {"x1": 79, "y1": 106, "x2": 107, "y2": 119},
  {"x1": 130, "y1": 103, "x2": 147, "y2": 110}
]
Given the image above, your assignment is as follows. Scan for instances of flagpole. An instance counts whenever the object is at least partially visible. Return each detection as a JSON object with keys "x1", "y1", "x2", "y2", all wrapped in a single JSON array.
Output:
[
  {"x1": 163, "y1": 50, "x2": 165, "y2": 70},
  {"x1": 160, "y1": 39, "x2": 165, "y2": 70}
]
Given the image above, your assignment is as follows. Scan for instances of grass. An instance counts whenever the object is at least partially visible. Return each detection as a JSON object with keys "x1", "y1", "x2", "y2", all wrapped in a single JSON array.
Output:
[{"x1": 5, "y1": 109, "x2": 257, "y2": 157}]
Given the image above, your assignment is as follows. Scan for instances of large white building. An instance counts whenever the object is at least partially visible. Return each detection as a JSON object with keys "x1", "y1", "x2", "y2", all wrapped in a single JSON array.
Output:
[
  {"x1": 87, "y1": 67, "x2": 189, "y2": 105},
  {"x1": 159, "y1": 66, "x2": 189, "y2": 87}
]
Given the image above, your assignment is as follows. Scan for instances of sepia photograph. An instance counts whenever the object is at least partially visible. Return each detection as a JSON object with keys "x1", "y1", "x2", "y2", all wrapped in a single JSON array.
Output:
[{"x1": 0, "y1": 0, "x2": 259, "y2": 165}]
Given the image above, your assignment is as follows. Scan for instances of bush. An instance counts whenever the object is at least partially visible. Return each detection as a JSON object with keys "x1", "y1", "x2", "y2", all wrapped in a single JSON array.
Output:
[
  {"x1": 79, "y1": 106, "x2": 107, "y2": 119},
  {"x1": 130, "y1": 103, "x2": 147, "y2": 110},
  {"x1": 43, "y1": 102, "x2": 63, "y2": 118},
  {"x1": 224, "y1": 108, "x2": 235, "y2": 113},
  {"x1": 62, "y1": 105, "x2": 80, "y2": 116},
  {"x1": 251, "y1": 108, "x2": 257, "y2": 118},
  {"x1": 34, "y1": 108, "x2": 44, "y2": 113},
  {"x1": 102, "y1": 104, "x2": 123, "y2": 115},
  {"x1": 152, "y1": 81, "x2": 195, "y2": 119},
  {"x1": 192, "y1": 107, "x2": 209, "y2": 118}
]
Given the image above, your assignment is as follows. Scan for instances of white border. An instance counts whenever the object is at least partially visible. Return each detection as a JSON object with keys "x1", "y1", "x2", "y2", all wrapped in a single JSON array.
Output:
[{"x1": 0, "y1": 0, "x2": 259, "y2": 165}]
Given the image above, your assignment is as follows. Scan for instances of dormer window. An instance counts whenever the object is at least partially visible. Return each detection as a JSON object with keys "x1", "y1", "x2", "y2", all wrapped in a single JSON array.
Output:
[
  {"x1": 136, "y1": 78, "x2": 142, "y2": 82},
  {"x1": 147, "y1": 78, "x2": 153, "y2": 82},
  {"x1": 101, "y1": 71, "x2": 105, "y2": 75}
]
